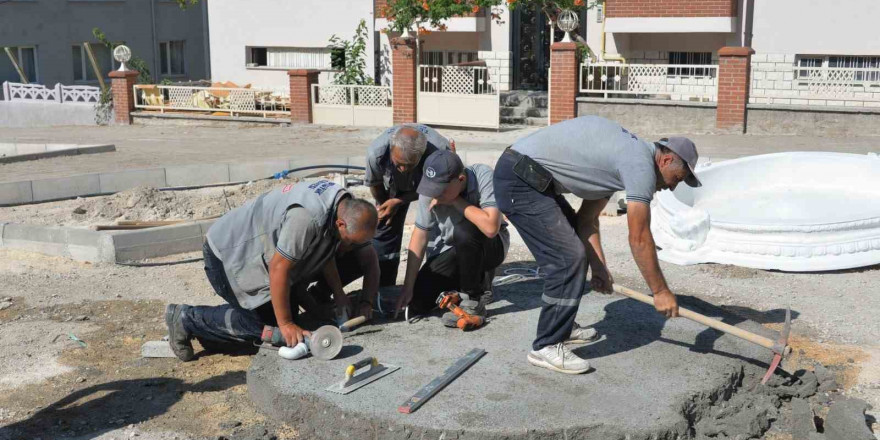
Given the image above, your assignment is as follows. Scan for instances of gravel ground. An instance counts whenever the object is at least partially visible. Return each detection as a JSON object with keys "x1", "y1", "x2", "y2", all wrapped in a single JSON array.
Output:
[{"x1": 0, "y1": 206, "x2": 877, "y2": 439}]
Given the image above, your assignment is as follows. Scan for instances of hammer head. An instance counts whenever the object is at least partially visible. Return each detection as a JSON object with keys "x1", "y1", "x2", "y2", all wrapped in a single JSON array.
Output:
[{"x1": 761, "y1": 305, "x2": 792, "y2": 384}]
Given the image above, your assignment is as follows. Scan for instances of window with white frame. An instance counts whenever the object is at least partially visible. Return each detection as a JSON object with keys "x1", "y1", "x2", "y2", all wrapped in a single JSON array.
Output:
[
  {"x1": 796, "y1": 55, "x2": 880, "y2": 84},
  {"x1": 667, "y1": 52, "x2": 713, "y2": 77},
  {"x1": 247, "y1": 47, "x2": 332, "y2": 69},
  {"x1": 1, "y1": 46, "x2": 38, "y2": 83},
  {"x1": 420, "y1": 50, "x2": 478, "y2": 66},
  {"x1": 72, "y1": 44, "x2": 114, "y2": 82},
  {"x1": 159, "y1": 41, "x2": 186, "y2": 75}
]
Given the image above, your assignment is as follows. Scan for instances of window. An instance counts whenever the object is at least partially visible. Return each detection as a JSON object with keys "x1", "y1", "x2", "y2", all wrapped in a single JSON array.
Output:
[
  {"x1": 797, "y1": 55, "x2": 880, "y2": 83},
  {"x1": 247, "y1": 47, "x2": 332, "y2": 69},
  {"x1": 420, "y1": 51, "x2": 477, "y2": 66},
  {"x1": 72, "y1": 44, "x2": 114, "y2": 82},
  {"x1": 1, "y1": 46, "x2": 38, "y2": 83},
  {"x1": 667, "y1": 52, "x2": 713, "y2": 77},
  {"x1": 159, "y1": 41, "x2": 186, "y2": 75}
]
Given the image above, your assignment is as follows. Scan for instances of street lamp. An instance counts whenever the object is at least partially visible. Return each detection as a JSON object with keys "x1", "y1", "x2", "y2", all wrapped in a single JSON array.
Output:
[{"x1": 557, "y1": 9, "x2": 579, "y2": 43}]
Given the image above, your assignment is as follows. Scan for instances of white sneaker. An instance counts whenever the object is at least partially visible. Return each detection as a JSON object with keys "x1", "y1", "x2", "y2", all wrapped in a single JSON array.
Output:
[
  {"x1": 566, "y1": 322, "x2": 599, "y2": 344},
  {"x1": 527, "y1": 342, "x2": 591, "y2": 374}
]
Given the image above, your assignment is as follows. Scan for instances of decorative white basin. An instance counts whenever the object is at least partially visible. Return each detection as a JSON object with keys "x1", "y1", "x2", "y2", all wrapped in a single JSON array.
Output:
[{"x1": 652, "y1": 152, "x2": 880, "y2": 271}]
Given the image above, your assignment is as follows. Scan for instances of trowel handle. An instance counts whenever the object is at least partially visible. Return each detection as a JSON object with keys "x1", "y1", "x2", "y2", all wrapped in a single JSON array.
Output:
[
  {"x1": 345, "y1": 357, "x2": 378, "y2": 380},
  {"x1": 612, "y1": 284, "x2": 777, "y2": 351},
  {"x1": 340, "y1": 315, "x2": 367, "y2": 332}
]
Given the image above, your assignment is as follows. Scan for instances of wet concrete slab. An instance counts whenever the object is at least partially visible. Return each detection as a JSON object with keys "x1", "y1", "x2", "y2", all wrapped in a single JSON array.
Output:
[{"x1": 247, "y1": 279, "x2": 774, "y2": 440}]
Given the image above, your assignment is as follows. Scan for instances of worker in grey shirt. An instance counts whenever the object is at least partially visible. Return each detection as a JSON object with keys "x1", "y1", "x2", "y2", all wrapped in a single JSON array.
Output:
[
  {"x1": 164, "y1": 180, "x2": 379, "y2": 361},
  {"x1": 365, "y1": 124, "x2": 452, "y2": 286},
  {"x1": 493, "y1": 116, "x2": 702, "y2": 374},
  {"x1": 393, "y1": 150, "x2": 507, "y2": 324}
]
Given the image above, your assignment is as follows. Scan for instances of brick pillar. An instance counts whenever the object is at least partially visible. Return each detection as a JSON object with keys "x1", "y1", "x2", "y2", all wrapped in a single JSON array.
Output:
[
  {"x1": 716, "y1": 46, "x2": 754, "y2": 133},
  {"x1": 288, "y1": 69, "x2": 320, "y2": 124},
  {"x1": 108, "y1": 70, "x2": 139, "y2": 125},
  {"x1": 549, "y1": 42, "x2": 578, "y2": 124},
  {"x1": 391, "y1": 36, "x2": 418, "y2": 124}
]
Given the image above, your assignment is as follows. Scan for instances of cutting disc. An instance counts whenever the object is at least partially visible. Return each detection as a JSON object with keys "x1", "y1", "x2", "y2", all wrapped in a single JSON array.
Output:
[{"x1": 308, "y1": 325, "x2": 343, "y2": 360}]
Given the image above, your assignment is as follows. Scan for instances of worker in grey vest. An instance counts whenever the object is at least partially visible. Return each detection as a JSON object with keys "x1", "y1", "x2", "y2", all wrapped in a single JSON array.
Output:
[
  {"x1": 365, "y1": 124, "x2": 452, "y2": 286},
  {"x1": 165, "y1": 180, "x2": 379, "y2": 361},
  {"x1": 493, "y1": 116, "x2": 702, "y2": 374}
]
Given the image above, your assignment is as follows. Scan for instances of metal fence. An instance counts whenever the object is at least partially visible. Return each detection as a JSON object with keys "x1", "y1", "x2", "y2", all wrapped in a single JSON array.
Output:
[
  {"x1": 419, "y1": 65, "x2": 499, "y2": 95},
  {"x1": 132, "y1": 84, "x2": 290, "y2": 118},
  {"x1": 312, "y1": 84, "x2": 392, "y2": 107},
  {"x1": 579, "y1": 63, "x2": 719, "y2": 101},
  {"x1": 311, "y1": 84, "x2": 393, "y2": 127},
  {"x1": 2, "y1": 81, "x2": 101, "y2": 104},
  {"x1": 751, "y1": 66, "x2": 880, "y2": 107}
]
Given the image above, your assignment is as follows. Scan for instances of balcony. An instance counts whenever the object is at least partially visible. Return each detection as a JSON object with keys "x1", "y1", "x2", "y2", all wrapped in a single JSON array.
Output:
[{"x1": 604, "y1": 0, "x2": 737, "y2": 33}]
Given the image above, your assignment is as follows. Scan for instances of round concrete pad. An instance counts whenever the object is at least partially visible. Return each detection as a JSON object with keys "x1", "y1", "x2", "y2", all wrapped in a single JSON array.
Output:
[{"x1": 248, "y1": 282, "x2": 773, "y2": 440}]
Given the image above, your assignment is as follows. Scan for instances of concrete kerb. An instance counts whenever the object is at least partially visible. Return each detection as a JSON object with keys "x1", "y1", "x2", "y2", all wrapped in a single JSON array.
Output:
[
  {"x1": 0, "y1": 144, "x2": 115, "y2": 165},
  {"x1": 0, "y1": 220, "x2": 215, "y2": 263}
]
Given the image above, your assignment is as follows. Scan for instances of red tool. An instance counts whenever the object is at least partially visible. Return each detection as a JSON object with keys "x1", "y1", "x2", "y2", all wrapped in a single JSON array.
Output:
[{"x1": 436, "y1": 292, "x2": 484, "y2": 331}]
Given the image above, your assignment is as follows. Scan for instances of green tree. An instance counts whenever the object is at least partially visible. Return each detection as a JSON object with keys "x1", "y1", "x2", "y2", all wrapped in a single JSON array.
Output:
[
  {"x1": 92, "y1": 28, "x2": 152, "y2": 84},
  {"x1": 328, "y1": 20, "x2": 375, "y2": 85},
  {"x1": 380, "y1": 0, "x2": 596, "y2": 35}
]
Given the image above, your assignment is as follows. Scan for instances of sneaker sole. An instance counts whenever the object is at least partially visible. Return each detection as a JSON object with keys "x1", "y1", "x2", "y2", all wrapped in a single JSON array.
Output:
[
  {"x1": 527, "y1": 353, "x2": 590, "y2": 375},
  {"x1": 564, "y1": 335, "x2": 600, "y2": 345}
]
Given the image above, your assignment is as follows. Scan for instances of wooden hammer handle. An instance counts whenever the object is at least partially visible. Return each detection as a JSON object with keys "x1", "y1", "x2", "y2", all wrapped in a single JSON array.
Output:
[{"x1": 612, "y1": 284, "x2": 777, "y2": 351}]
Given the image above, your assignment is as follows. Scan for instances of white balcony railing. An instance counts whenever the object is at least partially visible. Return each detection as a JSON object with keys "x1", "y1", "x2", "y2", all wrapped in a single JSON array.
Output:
[
  {"x1": 132, "y1": 84, "x2": 290, "y2": 118},
  {"x1": 419, "y1": 65, "x2": 499, "y2": 95},
  {"x1": 579, "y1": 63, "x2": 719, "y2": 101},
  {"x1": 2, "y1": 81, "x2": 101, "y2": 104}
]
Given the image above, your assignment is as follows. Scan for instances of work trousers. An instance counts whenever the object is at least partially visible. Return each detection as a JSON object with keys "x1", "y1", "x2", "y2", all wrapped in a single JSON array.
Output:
[
  {"x1": 409, "y1": 219, "x2": 506, "y2": 315},
  {"x1": 372, "y1": 201, "x2": 410, "y2": 287},
  {"x1": 181, "y1": 241, "x2": 364, "y2": 345},
  {"x1": 493, "y1": 150, "x2": 586, "y2": 351}
]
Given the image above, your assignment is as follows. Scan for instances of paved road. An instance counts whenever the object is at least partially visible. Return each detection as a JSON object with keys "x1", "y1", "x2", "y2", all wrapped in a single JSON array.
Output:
[{"x1": 1, "y1": 124, "x2": 879, "y2": 182}]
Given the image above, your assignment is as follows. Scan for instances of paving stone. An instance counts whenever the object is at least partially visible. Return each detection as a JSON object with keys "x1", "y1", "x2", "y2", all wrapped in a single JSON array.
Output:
[
  {"x1": 141, "y1": 341, "x2": 177, "y2": 358},
  {"x1": 0, "y1": 181, "x2": 34, "y2": 205},
  {"x1": 792, "y1": 398, "x2": 816, "y2": 440},
  {"x1": 229, "y1": 161, "x2": 289, "y2": 182}
]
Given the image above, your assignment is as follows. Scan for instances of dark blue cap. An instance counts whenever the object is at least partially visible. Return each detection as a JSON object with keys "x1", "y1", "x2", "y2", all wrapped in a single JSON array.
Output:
[{"x1": 417, "y1": 150, "x2": 464, "y2": 198}]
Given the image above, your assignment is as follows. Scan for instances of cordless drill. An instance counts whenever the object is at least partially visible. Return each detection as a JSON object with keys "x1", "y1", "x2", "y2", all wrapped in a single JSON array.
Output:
[{"x1": 436, "y1": 292, "x2": 485, "y2": 331}]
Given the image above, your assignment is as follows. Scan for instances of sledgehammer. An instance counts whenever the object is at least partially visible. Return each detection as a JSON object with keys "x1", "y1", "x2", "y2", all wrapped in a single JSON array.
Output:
[{"x1": 612, "y1": 284, "x2": 791, "y2": 384}]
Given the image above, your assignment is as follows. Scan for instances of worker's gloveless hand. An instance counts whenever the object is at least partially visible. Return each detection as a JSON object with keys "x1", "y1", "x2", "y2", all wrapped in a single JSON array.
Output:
[
  {"x1": 334, "y1": 293, "x2": 353, "y2": 319},
  {"x1": 358, "y1": 301, "x2": 373, "y2": 320},
  {"x1": 590, "y1": 264, "x2": 614, "y2": 294},
  {"x1": 653, "y1": 289, "x2": 679, "y2": 318},
  {"x1": 377, "y1": 198, "x2": 403, "y2": 226},
  {"x1": 279, "y1": 322, "x2": 311, "y2": 347},
  {"x1": 393, "y1": 287, "x2": 413, "y2": 320}
]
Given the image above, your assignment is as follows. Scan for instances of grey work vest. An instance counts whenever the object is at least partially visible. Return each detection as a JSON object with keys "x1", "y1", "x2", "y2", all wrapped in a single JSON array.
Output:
[{"x1": 206, "y1": 180, "x2": 347, "y2": 310}]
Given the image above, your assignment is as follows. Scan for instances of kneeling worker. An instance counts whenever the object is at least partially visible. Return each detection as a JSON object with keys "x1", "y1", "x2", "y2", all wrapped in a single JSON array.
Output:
[
  {"x1": 394, "y1": 150, "x2": 508, "y2": 323},
  {"x1": 165, "y1": 180, "x2": 379, "y2": 361}
]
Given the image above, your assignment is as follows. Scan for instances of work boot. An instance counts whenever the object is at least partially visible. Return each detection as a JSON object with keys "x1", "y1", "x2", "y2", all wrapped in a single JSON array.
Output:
[
  {"x1": 565, "y1": 322, "x2": 599, "y2": 344},
  {"x1": 165, "y1": 304, "x2": 194, "y2": 362},
  {"x1": 527, "y1": 342, "x2": 591, "y2": 374}
]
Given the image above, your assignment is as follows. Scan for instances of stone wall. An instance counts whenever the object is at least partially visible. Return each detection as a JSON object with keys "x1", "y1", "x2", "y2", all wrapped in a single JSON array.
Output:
[
  {"x1": 0, "y1": 101, "x2": 97, "y2": 128},
  {"x1": 577, "y1": 97, "x2": 717, "y2": 134},
  {"x1": 478, "y1": 51, "x2": 512, "y2": 92},
  {"x1": 750, "y1": 54, "x2": 880, "y2": 108},
  {"x1": 746, "y1": 104, "x2": 880, "y2": 136},
  {"x1": 606, "y1": 0, "x2": 736, "y2": 17}
]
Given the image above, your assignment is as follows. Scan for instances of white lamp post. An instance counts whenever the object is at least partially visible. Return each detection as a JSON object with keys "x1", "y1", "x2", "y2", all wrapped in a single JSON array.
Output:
[{"x1": 557, "y1": 9, "x2": 579, "y2": 43}]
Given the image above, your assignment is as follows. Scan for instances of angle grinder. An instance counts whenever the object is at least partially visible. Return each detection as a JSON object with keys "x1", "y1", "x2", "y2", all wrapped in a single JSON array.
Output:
[{"x1": 260, "y1": 324, "x2": 343, "y2": 361}]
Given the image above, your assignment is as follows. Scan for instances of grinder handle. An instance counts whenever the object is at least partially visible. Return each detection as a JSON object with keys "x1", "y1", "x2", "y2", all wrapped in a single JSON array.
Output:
[{"x1": 612, "y1": 284, "x2": 779, "y2": 351}]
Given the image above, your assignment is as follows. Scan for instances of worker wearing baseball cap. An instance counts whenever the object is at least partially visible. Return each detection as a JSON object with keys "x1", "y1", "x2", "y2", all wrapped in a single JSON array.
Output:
[
  {"x1": 394, "y1": 150, "x2": 508, "y2": 325},
  {"x1": 493, "y1": 116, "x2": 701, "y2": 374}
]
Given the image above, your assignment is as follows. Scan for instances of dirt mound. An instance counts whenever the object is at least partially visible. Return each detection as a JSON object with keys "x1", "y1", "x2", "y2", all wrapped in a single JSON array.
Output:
[{"x1": 69, "y1": 179, "x2": 287, "y2": 225}]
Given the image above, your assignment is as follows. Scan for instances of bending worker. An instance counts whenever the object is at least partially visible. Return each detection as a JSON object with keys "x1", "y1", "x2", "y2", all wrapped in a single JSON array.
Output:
[
  {"x1": 393, "y1": 150, "x2": 508, "y2": 324},
  {"x1": 165, "y1": 180, "x2": 379, "y2": 361},
  {"x1": 365, "y1": 124, "x2": 452, "y2": 286},
  {"x1": 493, "y1": 116, "x2": 702, "y2": 374}
]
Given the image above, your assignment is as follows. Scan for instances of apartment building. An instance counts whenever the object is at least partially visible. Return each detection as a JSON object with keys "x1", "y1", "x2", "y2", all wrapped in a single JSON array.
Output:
[{"x1": 0, "y1": 0, "x2": 210, "y2": 87}]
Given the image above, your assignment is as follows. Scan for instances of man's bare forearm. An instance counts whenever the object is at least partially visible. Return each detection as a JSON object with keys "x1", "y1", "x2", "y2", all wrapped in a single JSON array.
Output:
[
  {"x1": 577, "y1": 199, "x2": 609, "y2": 268},
  {"x1": 357, "y1": 246, "x2": 380, "y2": 304},
  {"x1": 370, "y1": 184, "x2": 389, "y2": 205},
  {"x1": 269, "y1": 255, "x2": 296, "y2": 327},
  {"x1": 626, "y1": 202, "x2": 670, "y2": 295}
]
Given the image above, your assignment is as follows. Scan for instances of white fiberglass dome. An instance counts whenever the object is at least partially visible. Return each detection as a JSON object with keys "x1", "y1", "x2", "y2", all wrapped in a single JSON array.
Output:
[{"x1": 651, "y1": 152, "x2": 880, "y2": 271}]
